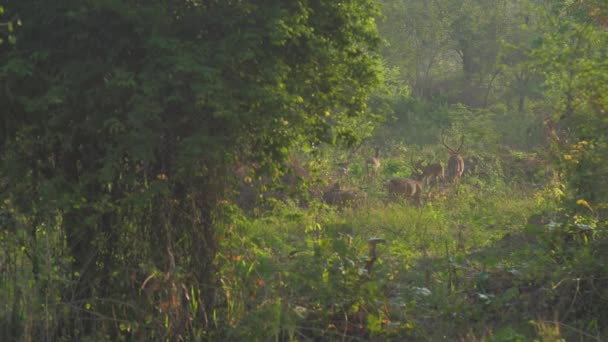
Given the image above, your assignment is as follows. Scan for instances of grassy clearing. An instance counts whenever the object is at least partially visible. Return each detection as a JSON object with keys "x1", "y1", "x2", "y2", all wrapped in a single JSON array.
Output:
[{"x1": 213, "y1": 178, "x2": 552, "y2": 340}]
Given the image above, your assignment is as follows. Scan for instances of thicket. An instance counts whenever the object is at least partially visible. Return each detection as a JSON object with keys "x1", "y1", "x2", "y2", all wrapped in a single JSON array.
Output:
[{"x1": 1, "y1": 0, "x2": 608, "y2": 341}]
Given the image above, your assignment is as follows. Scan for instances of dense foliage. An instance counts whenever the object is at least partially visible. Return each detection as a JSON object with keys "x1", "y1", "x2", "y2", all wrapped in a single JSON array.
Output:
[
  {"x1": 0, "y1": 1, "x2": 380, "y2": 340},
  {"x1": 1, "y1": 0, "x2": 607, "y2": 341}
]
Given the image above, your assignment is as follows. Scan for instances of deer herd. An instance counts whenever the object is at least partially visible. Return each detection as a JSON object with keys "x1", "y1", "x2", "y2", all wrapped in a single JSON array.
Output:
[{"x1": 325, "y1": 133, "x2": 466, "y2": 207}]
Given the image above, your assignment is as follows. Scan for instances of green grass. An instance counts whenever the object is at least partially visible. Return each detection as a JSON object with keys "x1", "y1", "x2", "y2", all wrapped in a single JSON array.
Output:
[{"x1": 213, "y1": 178, "x2": 555, "y2": 340}]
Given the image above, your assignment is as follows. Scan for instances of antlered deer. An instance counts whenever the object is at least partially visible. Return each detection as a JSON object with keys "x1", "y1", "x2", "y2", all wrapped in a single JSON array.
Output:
[
  {"x1": 365, "y1": 148, "x2": 381, "y2": 179},
  {"x1": 387, "y1": 178, "x2": 424, "y2": 206},
  {"x1": 441, "y1": 133, "x2": 465, "y2": 185}
]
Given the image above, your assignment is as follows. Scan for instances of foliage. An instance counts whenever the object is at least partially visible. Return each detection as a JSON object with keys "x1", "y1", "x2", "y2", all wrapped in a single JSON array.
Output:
[
  {"x1": 531, "y1": 3, "x2": 608, "y2": 203},
  {"x1": 209, "y1": 170, "x2": 554, "y2": 340},
  {"x1": 378, "y1": 0, "x2": 536, "y2": 108},
  {"x1": 0, "y1": 0, "x2": 381, "y2": 340}
]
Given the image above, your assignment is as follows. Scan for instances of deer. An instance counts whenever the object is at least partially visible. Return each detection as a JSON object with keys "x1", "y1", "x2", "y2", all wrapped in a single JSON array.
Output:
[
  {"x1": 365, "y1": 147, "x2": 381, "y2": 179},
  {"x1": 421, "y1": 163, "x2": 444, "y2": 186},
  {"x1": 410, "y1": 157, "x2": 444, "y2": 186},
  {"x1": 387, "y1": 178, "x2": 424, "y2": 206},
  {"x1": 441, "y1": 133, "x2": 465, "y2": 185}
]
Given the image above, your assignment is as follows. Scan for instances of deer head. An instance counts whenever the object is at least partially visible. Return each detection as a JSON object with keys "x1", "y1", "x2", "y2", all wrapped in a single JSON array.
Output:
[{"x1": 441, "y1": 132, "x2": 465, "y2": 185}]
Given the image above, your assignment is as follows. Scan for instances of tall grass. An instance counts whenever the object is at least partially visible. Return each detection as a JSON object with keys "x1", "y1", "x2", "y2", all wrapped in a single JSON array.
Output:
[{"x1": 212, "y1": 179, "x2": 547, "y2": 340}]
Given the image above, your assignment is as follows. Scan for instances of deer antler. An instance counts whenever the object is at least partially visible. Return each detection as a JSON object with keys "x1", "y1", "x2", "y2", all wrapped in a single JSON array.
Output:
[
  {"x1": 440, "y1": 130, "x2": 456, "y2": 154},
  {"x1": 455, "y1": 135, "x2": 465, "y2": 153}
]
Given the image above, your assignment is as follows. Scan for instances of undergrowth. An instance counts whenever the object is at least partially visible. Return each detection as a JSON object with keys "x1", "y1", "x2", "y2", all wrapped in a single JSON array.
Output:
[{"x1": 211, "y1": 179, "x2": 564, "y2": 340}]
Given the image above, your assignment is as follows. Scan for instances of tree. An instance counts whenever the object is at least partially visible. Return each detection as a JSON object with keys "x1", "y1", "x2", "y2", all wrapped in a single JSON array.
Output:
[
  {"x1": 377, "y1": 0, "x2": 452, "y2": 98},
  {"x1": 531, "y1": 1, "x2": 608, "y2": 202},
  {"x1": 378, "y1": 0, "x2": 531, "y2": 108},
  {"x1": 0, "y1": 0, "x2": 381, "y2": 339}
]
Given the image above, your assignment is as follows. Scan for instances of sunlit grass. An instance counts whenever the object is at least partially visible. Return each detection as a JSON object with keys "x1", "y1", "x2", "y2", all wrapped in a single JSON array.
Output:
[{"x1": 214, "y1": 179, "x2": 552, "y2": 340}]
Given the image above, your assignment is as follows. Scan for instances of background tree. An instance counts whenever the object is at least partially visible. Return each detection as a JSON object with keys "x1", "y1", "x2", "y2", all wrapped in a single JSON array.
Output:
[
  {"x1": 532, "y1": 0, "x2": 608, "y2": 203},
  {"x1": 377, "y1": 0, "x2": 451, "y2": 98}
]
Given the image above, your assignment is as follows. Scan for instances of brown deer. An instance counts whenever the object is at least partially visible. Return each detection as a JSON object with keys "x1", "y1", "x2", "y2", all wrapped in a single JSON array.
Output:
[
  {"x1": 387, "y1": 178, "x2": 424, "y2": 206},
  {"x1": 441, "y1": 133, "x2": 465, "y2": 185},
  {"x1": 365, "y1": 147, "x2": 381, "y2": 179},
  {"x1": 410, "y1": 157, "x2": 444, "y2": 186},
  {"x1": 421, "y1": 163, "x2": 444, "y2": 186}
]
